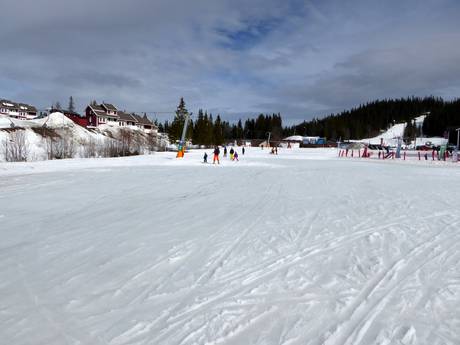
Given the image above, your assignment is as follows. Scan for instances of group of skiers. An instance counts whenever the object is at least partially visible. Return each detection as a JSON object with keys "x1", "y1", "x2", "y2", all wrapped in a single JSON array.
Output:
[{"x1": 203, "y1": 146, "x2": 245, "y2": 164}]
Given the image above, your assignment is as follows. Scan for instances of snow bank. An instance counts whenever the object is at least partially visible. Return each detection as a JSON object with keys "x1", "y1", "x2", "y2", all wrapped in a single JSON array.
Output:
[
  {"x1": 0, "y1": 116, "x2": 15, "y2": 128},
  {"x1": 0, "y1": 112, "x2": 160, "y2": 162},
  {"x1": 35, "y1": 112, "x2": 76, "y2": 128}
]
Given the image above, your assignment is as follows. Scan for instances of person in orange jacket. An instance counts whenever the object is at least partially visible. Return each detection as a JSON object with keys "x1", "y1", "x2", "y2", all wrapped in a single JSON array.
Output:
[{"x1": 213, "y1": 146, "x2": 220, "y2": 164}]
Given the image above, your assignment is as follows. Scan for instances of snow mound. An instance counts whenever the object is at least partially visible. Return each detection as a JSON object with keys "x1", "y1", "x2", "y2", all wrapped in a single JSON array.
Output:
[
  {"x1": 35, "y1": 112, "x2": 76, "y2": 128},
  {"x1": 0, "y1": 116, "x2": 15, "y2": 129},
  {"x1": 1, "y1": 113, "x2": 76, "y2": 130}
]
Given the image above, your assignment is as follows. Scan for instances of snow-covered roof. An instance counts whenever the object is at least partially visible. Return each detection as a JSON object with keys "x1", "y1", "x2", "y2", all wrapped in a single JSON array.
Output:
[
  {"x1": 102, "y1": 103, "x2": 117, "y2": 111},
  {"x1": 0, "y1": 99, "x2": 36, "y2": 112},
  {"x1": 88, "y1": 103, "x2": 120, "y2": 118},
  {"x1": 283, "y1": 135, "x2": 304, "y2": 141},
  {"x1": 118, "y1": 111, "x2": 139, "y2": 123},
  {"x1": 132, "y1": 113, "x2": 154, "y2": 126},
  {"x1": 283, "y1": 135, "x2": 321, "y2": 142}
]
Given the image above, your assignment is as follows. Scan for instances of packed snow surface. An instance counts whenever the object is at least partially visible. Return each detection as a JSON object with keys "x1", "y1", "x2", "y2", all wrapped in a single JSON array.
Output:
[{"x1": 1, "y1": 148, "x2": 459, "y2": 345}]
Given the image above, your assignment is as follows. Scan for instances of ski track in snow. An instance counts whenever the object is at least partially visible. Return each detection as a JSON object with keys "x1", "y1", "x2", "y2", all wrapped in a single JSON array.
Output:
[{"x1": 1, "y1": 148, "x2": 459, "y2": 345}]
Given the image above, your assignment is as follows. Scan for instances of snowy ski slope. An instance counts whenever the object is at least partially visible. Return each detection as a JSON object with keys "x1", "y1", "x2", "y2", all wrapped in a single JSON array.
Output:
[{"x1": 1, "y1": 148, "x2": 459, "y2": 345}]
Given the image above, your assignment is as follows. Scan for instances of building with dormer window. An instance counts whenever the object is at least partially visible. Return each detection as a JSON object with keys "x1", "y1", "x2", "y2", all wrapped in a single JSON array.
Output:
[
  {"x1": 85, "y1": 102, "x2": 120, "y2": 127},
  {"x1": 85, "y1": 102, "x2": 157, "y2": 134}
]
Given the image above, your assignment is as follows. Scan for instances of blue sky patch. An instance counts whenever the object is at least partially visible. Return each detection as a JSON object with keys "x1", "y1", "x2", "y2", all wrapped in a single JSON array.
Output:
[{"x1": 216, "y1": 17, "x2": 282, "y2": 51}]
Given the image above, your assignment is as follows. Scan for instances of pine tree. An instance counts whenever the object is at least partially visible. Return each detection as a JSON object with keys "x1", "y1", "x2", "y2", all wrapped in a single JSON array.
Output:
[
  {"x1": 231, "y1": 124, "x2": 238, "y2": 140},
  {"x1": 222, "y1": 120, "x2": 232, "y2": 141},
  {"x1": 193, "y1": 109, "x2": 205, "y2": 145},
  {"x1": 404, "y1": 120, "x2": 416, "y2": 139},
  {"x1": 213, "y1": 115, "x2": 224, "y2": 145},
  {"x1": 244, "y1": 118, "x2": 255, "y2": 139},
  {"x1": 54, "y1": 102, "x2": 62, "y2": 110},
  {"x1": 163, "y1": 120, "x2": 169, "y2": 134},
  {"x1": 237, "y1": 119, "x2": 243, "y2": 139},
  {"x1": 168, "y1": 97, "x2": 192, "y2": 143},
  {"x1": 205, "y1": 113, "x2": 214, "y2": 146},
  {"x1": 68, "y1": 96, "x2": 75, "y2": 112}
]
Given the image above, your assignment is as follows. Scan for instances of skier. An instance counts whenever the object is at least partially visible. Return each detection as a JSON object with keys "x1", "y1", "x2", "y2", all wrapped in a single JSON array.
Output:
[
  {"x1": 242, "y1": 147, "x2": 245, "y2": 155},
  {"x1": 229, "y1": 147, "x2": 235, "y2": 160},
  {"x1": 213, "y1": 146, "x2": 220, "y2": 164},
  {"x1": 223, "y1": 146, "x2": 227, "y2": 157},
  {"x1": 363, "y1": 145, "x2": 368, "y2": 158},
  {"x1": 203, "y1": 152, "x2": 208, "y2": 163},
  {"x1": 234, "y1": 151, "x2": 239, "y2": 161}
]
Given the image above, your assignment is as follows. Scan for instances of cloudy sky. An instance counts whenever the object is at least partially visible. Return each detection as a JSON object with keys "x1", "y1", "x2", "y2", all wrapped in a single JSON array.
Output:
[{"x1": 1, "y1": 0, "x2": 459, "y2": 124}]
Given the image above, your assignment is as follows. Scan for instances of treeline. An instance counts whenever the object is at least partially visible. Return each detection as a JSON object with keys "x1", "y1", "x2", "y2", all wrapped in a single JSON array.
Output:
[
  {"x1": 284, "y1": 97, "x2": 448, "y2": 140},
  {"x1": 164, "y1": 96, "x2": 460, "y2": 145},
  {"x1": 165, "y1": 98, "x2": 283, "y2": 145},
  {"x1": 422, "y1": 99, "x2": 460, "y2": 143}
]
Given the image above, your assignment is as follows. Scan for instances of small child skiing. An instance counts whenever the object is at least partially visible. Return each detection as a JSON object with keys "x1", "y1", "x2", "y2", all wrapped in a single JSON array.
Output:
[
  {"x1": 242, "y1": 147, "x2": 245, "y2": 155},
  {"x1": 223, "y1": 147, "x2": 227, "y2": 157},
  {"x1": 234, "y1": 151, "x2": 239, "y2": 161},
  {"x1": 203, "y1": 152, "x2": 208, "y2": 163},
  {"x1": 229, "y1": 147, "x2": 235, "y2": 160}
]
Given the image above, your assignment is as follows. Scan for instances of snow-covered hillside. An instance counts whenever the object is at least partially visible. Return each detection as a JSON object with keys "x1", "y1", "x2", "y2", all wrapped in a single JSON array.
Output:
[
  {"x1": 1, "y1": 148, "x2": 459, "y2": 345},
  {"x1": 0, "y1": 113, "x2": 161, "y2": 162},
  {"x1": 356, "y1": 119, "x2": 448, "y2": 148}
]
